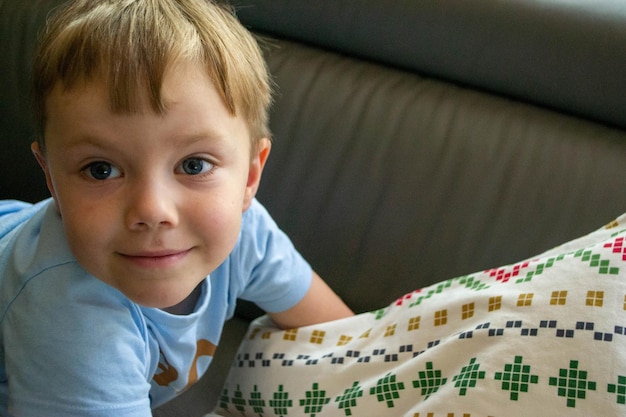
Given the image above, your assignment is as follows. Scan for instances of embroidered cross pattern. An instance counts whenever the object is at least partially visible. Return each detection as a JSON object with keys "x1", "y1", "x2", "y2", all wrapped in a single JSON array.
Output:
[
  {"x1": 222, "y1": 356, "x2": 623, "y2": 414},
  {"x1": 458, "y1": 275, "x2": 489, "y2": 290},
  {"x1": 231, "y1": 385, "x2": 246, "y2": 413},
  {"x1": 494, "y1": 356, "x2": 539, "y2": 400},
  {"x1": 269, "y1": 385, "x2": 292, "y2": 415},
  {"x1": 486, "y1": 261, "x2": 531, "y2": 283},
  {"x1": 574, "y1": 249, "x2": 619, "y2": 275},
  {"x1": 409, "y1": 280, "x2": 453, "y2": 307},
  {"x1": 370, "y1": 372, "x2": 405, "y2": 407},
  {"x1": 412, "y1": 362, "x2": 447, "y2": 399},
  {"x1": 248, "y1": 385, "x2": 265, "y2": 413},
  {"x1": 604, "y1": 236, "x2": 625, "y2": 261},
  {"x1": 232, "y1": 315, "x2": 624, "y2": 372},
  {"x1": 608, "y1": 375, "x2": 626, "y2": 405},
  {"x1": 549, "y1": 360, "x2": 596, "y2": 408},
  {"x1": 334, "y1": 381, "x2": 363, "y2": 416},
  {"x1": 452, "y1": 358, "x2": 486, "y2": 396},
  {"x1": 299, "y1": 383, "x2": 331, "y2": 416}
]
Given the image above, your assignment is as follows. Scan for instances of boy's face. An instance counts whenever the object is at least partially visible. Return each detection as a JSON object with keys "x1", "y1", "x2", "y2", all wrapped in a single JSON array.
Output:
[{"x1": 33, "y1": 63, "x2": 270, "y2": 310}]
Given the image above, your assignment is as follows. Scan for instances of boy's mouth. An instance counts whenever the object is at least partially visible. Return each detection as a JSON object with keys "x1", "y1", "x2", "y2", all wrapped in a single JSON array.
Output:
[{"x1": 117, "y1": 249, "x2": 193, "y2": 269}]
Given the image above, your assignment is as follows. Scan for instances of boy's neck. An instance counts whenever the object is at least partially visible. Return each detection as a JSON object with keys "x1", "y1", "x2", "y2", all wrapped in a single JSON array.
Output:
[{"x1": 161, "y1": 284, "x2": 202, "y2": 315}]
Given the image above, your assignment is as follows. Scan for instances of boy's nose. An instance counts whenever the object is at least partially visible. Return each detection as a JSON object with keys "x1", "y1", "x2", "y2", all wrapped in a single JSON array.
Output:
[{"x1": 125, "y1": 181, "x2": 179, "y2": 230}]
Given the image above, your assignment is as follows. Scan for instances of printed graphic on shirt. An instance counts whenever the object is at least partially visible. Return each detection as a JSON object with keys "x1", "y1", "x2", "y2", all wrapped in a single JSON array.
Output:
[{"x1": 154, "y1": 339, "x2": 216, "y2": 390}]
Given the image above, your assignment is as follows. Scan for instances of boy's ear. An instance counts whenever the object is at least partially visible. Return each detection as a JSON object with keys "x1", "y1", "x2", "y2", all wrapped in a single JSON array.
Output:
[
  {"x1": 243, "y1": 138, "x2": 271, "y2": 211},
  {"x1": 31, "y1": 142, "x2": 57, "y2": 201}
]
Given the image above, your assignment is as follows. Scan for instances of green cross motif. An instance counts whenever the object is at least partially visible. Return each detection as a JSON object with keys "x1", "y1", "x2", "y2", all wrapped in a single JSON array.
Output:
[
  {"x1": 248, "y1": 385, "x2": 266, "y2": 414},
  {"x1": 299, "y1": 383, "x2": 331, "y2": 416},
  {"x1": 549, "y1": 360, "x2": 596, "y2": 407},
  {"x1": 610, "y1": 229, "x2": 626, "y2": 238},
  {"x1": 517, "y1": 255, "x2": 565, "y2": 284},
  {"x1": 269, "y1": 385, "x2": 293, "y2": 416},
  {"x1": 370, "y1": 372, "x2": 405, "y2": 408},
  {"x1": 335, "y1": 381, "x2": 363, "y2": 416},
  {"x1": 409, "y1": 280, "x2": 453, "y2": 307},
  {"x1": 574, "y1": 249, "x2": 619, "y2": 274},
  {"x1": 232, "y1": 384, "x2": 247, "y2": 413},
  {"x1": 495, "y1": 356, "x2": 539, "y2": 400},
  {"x1": 412, "y1": 361, "x2": 447, "y2": 399},
  {"x1": 218, "y1": 387, "x2": 229, "y2": 411},
  {"x1": 452, "y1": 357, "x2": 485, "y2": 395},
  {"x1": 458, "y1": 275, "x2": 489, "y2": 290},
  {"x1": 607, "y1": 375, "x2": 626, "y2": 405},
  {"x1": 372, "y1": 308, "x2": 387, "y2": 320}
]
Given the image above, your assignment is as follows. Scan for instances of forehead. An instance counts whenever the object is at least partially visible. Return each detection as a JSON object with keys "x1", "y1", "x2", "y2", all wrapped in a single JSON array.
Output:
[
  {"x1": 48, "y1": 59, "x2": 216, "y2": 113},
  {"x1": 44, "y1": 63, "x2": 251, "y2": 149},
  {"x1": 47, "y1": 61, "x2": 217, "y2": 116}
]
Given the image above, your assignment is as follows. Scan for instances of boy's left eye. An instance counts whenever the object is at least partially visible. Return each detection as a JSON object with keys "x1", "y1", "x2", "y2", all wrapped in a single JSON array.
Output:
[
  {"x1": 83, "y1": 161, "x2": 122, "y2": 180},
  {"x1": 178, "y1": 158, "x2": 213, "y2": 175}
]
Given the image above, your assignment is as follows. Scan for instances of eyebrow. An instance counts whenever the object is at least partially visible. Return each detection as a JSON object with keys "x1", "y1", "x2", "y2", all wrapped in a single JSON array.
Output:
[
  {"x1": 61, "y1": 129, "x2": 229, "y2": 149},
  {"x1": 59, "y1": 134, "x2": 111, "y2": 150},
  {"x1": 173, "y1": 132, "x2": 225, "y2": 144}
]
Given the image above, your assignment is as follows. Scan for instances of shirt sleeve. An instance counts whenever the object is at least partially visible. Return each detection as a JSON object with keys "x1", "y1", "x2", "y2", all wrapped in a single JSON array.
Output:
[
  {"x1": 234, "y1": 200, "x2": 313, "y2": 313},
  {"x1": 2, "y1": 263, "x2": 154, "y2": 417},
  {"x1": 0, "y1": 200, "x2": 42, "y2": 239},
  {"x1": 0, "y1": 200, "x2": 32, "y2": 217}
]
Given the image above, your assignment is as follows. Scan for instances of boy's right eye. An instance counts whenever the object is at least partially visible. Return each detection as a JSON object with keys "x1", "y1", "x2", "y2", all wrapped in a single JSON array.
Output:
[{"x1": 82, "y1": 161, "x2": 121, "y2": 180}]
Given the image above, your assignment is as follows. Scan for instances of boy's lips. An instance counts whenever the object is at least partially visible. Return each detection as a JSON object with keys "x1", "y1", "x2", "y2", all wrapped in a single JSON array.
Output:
[{"x1": 117, "y1": 248, "x2": 193, "y2": 269}]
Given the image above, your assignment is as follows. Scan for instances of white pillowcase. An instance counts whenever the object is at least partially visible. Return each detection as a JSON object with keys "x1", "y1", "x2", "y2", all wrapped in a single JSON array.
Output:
[{"x1": 211, "y1": 212, "x2": 626, "y2": 416}]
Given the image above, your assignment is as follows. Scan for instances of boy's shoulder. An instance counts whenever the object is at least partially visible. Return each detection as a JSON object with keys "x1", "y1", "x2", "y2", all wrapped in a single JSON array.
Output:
[
  {"x1": 238, "y1": 198, "x2": 280, "y2": 241},
  {"x1": 0, "y1": 198, "x2": 69, "y2": 258},
  {"x1": 0, "y1": 200, "x2": 45, "y2": 240},
  {"x1": 0, "y1": 199, "x2": 78, "y2": 305}
]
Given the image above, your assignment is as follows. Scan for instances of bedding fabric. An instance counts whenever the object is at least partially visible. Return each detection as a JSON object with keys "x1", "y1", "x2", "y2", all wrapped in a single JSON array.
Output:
[{"x1": 209, "y1": 211, "x2": 626, "y2": 416}]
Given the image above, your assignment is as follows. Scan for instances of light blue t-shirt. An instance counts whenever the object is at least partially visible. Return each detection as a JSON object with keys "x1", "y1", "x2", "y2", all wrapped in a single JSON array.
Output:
[{"x1": 0, "y1": 198, "x2": 312, "y2": 417}]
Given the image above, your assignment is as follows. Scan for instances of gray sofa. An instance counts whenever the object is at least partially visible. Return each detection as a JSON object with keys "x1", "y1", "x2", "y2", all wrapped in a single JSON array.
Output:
[{"x1": 2, "y1": 0, "x2": 626, "y2": 416}]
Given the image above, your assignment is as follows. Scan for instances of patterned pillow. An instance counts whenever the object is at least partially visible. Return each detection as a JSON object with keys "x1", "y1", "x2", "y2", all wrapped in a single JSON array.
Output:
[{"x1": 209, "y1": 213, "x2": 626, "y2": 417}]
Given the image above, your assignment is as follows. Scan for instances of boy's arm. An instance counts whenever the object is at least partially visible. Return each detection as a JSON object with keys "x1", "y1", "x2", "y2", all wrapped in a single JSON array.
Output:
[{"x1": 268, "y1": 271, "x2": 354, "y2": 329}]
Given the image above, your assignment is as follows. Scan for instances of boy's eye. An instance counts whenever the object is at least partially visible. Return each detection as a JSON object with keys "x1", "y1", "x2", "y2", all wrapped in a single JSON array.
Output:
[
  {"x1": 83, "y1": 161, "x2": 121, "y2": 180},
  {"x1": 179, "y1": 158, "x2": 213, "y2": 175}
]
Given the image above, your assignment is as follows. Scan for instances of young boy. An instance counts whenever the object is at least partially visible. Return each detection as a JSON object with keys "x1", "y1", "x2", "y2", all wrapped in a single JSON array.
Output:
[{"x1": 0, "y1": 0, "x2": 353, "y2": 415}]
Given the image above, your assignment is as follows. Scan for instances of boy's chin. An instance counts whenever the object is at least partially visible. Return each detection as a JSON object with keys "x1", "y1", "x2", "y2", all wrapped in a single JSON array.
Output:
[{"x1": 116, "y1": 280, "x2": 204, "y2": 314}]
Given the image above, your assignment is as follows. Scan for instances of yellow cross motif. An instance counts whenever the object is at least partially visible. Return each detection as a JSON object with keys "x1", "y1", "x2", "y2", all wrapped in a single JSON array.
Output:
[
  {"x1": 550, "y1": 290, "x2": 568, "y2": 306},
  {"x1": 283, "y1": 328, "x2": 298, "y2": 341},
  {"x1": 248, "y1": 328, "x2": 260, "y2": 340},
  {"x1": 462, "y1": 303, "x2": 475, "y2": 320},
  {"x1": 586, "y1": 290, "x2": 604, "y2": 307},
  {"x1": 384, "y1": 324, "x2": 397, "y2": 337},
  {"x1": 434, "y1": 309, "x2": 447, "y2": 326},
  {"x1": 517, "y1": 293, "x2": 534, "y2": 307},
  {"x1": 310, "y1": 329, "x2": 325, "y2": 344},
  {"x1": 408, "y1": 316, "x2": 421, "y2": 331},
  {"x1": 488, "y1": 296, "x2": 502, "y2": 312},
  {"x1": 359, "y1": 328, "x2": 372, "y2": 338},
  {"x1": 337, "y1": 335, "x2": 352, "y2": 346}
]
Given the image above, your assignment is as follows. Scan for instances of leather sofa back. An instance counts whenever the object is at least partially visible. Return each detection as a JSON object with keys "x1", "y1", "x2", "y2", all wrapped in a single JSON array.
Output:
[
  {"x1": 233, "y1": 0, "x2": 626, "y2": 130},
  {"x1": 0, "y1": 0, "x2": 56, "y2": 202},
  {"x1": 253, "y1": 38, "x2": 626, "y2": 312},
  {"x1": 231, "y1": 1, "x2": 626, "y2": 311},
  {"x1": 2, "y1": 0, "x2": 626, "y2": 314}
]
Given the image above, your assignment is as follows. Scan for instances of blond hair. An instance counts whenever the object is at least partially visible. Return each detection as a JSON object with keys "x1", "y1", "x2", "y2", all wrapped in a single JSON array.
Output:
[{"x1": 33, "y1": 0, "x2": 272, "y2": 150}]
